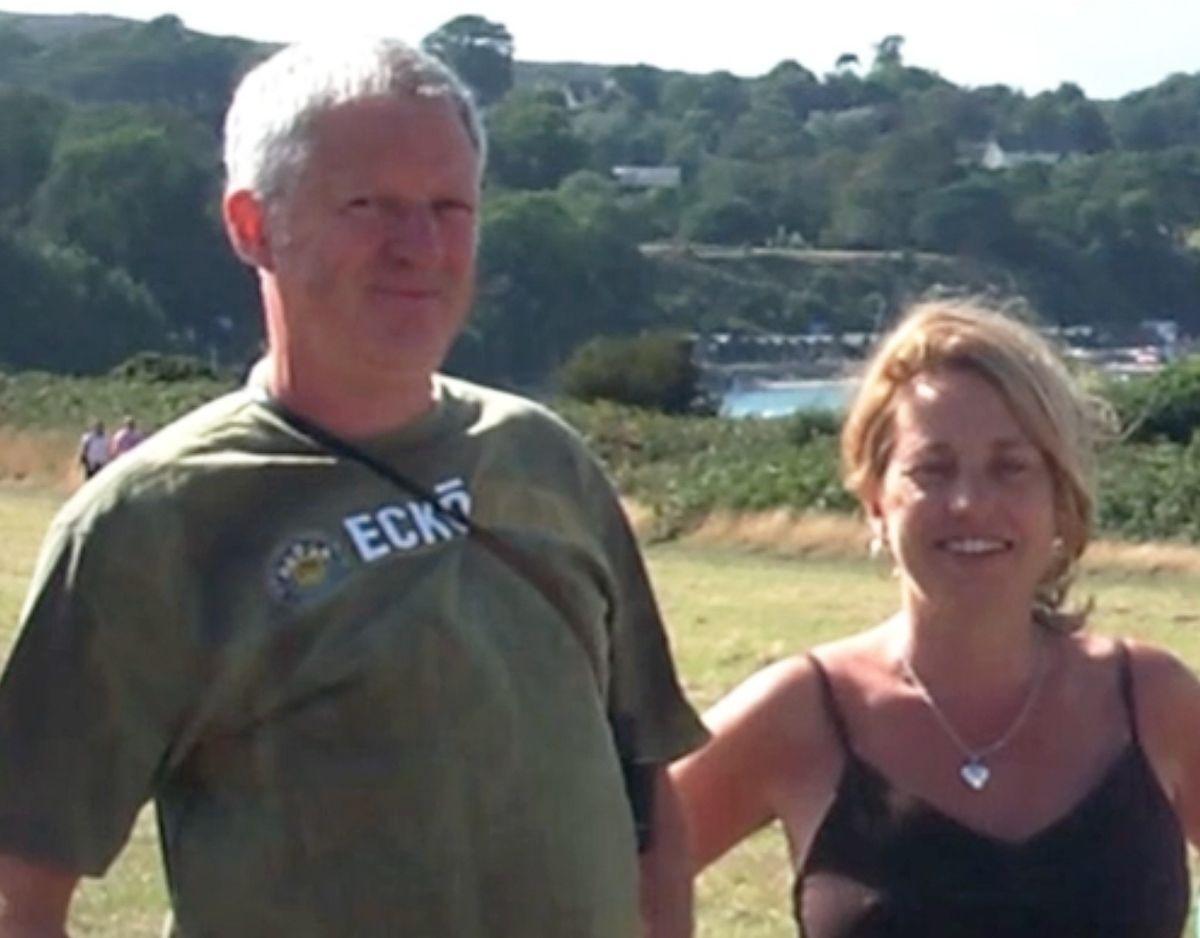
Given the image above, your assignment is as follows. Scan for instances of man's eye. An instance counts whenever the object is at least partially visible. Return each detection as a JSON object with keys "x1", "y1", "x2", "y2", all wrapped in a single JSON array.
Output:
[{"x1": 434, "y1": 199, "x2": 474, "y2": 215}]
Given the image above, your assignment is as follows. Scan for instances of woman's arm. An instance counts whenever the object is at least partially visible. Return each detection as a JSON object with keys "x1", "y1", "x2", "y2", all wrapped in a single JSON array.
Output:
[
  {"x1": 638, "y1": 768, "x2": 693, "y2": 938},
  {"x1": 0, "y1": 854, "x2": 77, "y2": 938},
  {"x1": 670, "y1": 656, "x2": 835, "y2": 873},
  {"x1": 1126, "y1": 640, "x2": 1200, "y2": 846}
]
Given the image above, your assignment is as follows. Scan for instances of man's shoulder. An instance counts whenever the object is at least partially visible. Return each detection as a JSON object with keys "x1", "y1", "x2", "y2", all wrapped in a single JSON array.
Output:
[
  {"x1": 56, "y1": 389, "x2": 269, "y2": 529},
  {"x1": 439, "y1": 375, "x2": 584, "y2": 448}
]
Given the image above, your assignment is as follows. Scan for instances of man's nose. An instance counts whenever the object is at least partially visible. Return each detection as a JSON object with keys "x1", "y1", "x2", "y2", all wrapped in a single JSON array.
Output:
[{"x1": 384, "y1": 205, "x2": 440, "y2": 265}]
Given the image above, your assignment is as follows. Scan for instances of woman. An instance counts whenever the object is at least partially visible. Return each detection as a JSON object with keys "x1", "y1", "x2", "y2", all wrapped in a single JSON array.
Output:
[{"x1": 672, "y1": 300, "x2": 1200, "y2": 936}]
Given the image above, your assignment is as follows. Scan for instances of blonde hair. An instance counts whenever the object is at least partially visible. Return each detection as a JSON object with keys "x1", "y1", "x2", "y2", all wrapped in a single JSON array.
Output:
[{"x1": 841, "y1": 299, "x2": 1108, "y2": 630}]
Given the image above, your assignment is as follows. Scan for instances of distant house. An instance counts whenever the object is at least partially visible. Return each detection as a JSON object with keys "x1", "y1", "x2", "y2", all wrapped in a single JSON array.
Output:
[
  {"x1": 979, "y1": 140, "x2": 1061, "y2": 171},
  {"x1": 959, "y1": 139, "x2": 1061, "y2": 171},
  {"x1": 611, "y1": 165, "x2": 682, "y2": 189}
]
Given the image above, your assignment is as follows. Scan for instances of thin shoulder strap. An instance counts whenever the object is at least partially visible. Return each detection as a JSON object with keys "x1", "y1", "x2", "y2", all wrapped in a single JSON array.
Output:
[
  {"x1": 1116, "y1": 640, "x2": 1142, "y2": 746},
  {"x1": 806, "y1": 653, "x2": 852, "y2": 753}
]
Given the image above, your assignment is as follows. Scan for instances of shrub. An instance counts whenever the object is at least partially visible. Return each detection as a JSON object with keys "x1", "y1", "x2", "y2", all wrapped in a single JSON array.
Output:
[
  {"x1": 109, "y1": 351, "x2": 220, "y2": 383},
  {"x1": 785, "y1": 408, "x2": 842, "y2": 445},
  {"x1": 558, "y1": 332, "x2": 709, "y2": 414},
  {"x1": 1103, "y1": 355, "x2": 1200, "y2": 444}
]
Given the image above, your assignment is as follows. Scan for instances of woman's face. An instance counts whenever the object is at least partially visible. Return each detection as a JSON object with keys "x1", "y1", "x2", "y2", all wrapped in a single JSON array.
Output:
[{"x1": 868, "y1": 366, "x2": 1059, "y2": 618}]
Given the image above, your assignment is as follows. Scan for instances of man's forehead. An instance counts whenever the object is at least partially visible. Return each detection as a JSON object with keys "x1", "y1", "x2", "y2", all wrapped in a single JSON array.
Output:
[{"x1": 304, "y1": 95, "x2": 478, "y2": 169}]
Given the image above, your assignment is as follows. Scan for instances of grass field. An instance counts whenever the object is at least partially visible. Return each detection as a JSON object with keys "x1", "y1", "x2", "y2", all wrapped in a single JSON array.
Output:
[{"x1": 1, "y1": 484, "x2": 1197, "y2": 935}]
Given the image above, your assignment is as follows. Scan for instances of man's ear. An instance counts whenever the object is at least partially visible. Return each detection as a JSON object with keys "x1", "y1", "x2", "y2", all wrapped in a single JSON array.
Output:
[{"x1": 223, "y1": 189, "x2": 274, "y2": 270}]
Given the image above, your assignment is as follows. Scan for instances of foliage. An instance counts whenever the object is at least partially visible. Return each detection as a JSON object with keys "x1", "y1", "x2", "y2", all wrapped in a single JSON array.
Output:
[
  {"x1": 0, "y1": 232, "x2": 167, "y2": 372},
  {"x1": 108, "y1": 352, "x2": 222, "y2": 383},
  {"x1": 0, "y1": 368, "x2": 230, "y2": 432},
  {"x1": 1097, "y1": 436, "x2": 1200, "y2": 541},
  {"x1": 557, "y1": 401, "x2": 856, "y2": 535},
  {"x1": 0, "y1": 87, "x2": 66, "y2": 223},
  {"x1": 31, "y1": 109, "x2": 257, "y2": 356},
  {"x1": 1103, "y1": 356, "x2": 1200, "y2": 444},
  {"x1": 422, "y1": 15, "x2": 513, "y2": 107},
  {"x1": 6, "y1": 14, "x2": 1200, "y2": 384},
  {"x1": 556, "y1": 399, "x2": 1200, "y2": 545},
  {"x1": 785, "y1": 409, "x2": 842, "y2": 445},
  {"x1": 486, "y1": 90, "x2": 588, "y2": 190},
  {"x1": 455, "y1": 189, "x2": 657, "y2": 386},
  {"x1": 558, "y1": 332, "x2": 706, "y2": 414},
  {"x1": 5, "y1": 15, "x2": 259, "y2": 125}
]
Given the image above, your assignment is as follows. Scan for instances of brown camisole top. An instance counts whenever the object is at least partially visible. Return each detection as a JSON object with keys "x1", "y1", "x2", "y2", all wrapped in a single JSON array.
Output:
[{"x1": 795, "y1": 644, "x2": 1189, "y2": 937}]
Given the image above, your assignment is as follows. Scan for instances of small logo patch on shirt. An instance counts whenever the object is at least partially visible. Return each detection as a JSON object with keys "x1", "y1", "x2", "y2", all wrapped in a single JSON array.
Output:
[{"x1": 269, "y1": 535, "x2": 349, "y2": 605}]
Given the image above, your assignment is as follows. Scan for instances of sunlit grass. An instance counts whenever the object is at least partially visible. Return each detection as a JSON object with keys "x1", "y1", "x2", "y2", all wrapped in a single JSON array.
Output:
[{"x1": 2, "y1": 486, "x2": 1196, "y2": 936}]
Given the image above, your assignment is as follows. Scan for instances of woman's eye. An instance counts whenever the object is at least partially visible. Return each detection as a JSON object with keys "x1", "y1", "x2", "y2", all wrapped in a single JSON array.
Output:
[
  {"x1": 996, "y1": 459, "x2": 1033, "y2": 477},
  {"x1": 907, "y1": 463, "x2": 952, "y2": 481}
]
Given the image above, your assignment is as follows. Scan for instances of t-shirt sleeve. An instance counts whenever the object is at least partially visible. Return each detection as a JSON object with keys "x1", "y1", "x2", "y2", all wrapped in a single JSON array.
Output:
[
  {"x1": 592, "y1": 480, "x2": 708, "y2": 766},
  {"x1": 0, "y1": 506, "x2": 202, "y2": 875}
]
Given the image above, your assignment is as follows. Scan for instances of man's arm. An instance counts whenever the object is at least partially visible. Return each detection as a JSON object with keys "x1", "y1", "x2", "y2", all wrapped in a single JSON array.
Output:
[
  {"x1": 0, "y1": 854, "x2": 77, "y2": 938},
  {"x1": 638, "y1": 767, "x2": 692, "y2": 938}
]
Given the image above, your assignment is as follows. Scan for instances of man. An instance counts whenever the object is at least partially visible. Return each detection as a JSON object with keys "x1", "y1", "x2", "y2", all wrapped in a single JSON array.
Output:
[
  {"x1": 108, "y1": 415, "x2": 146, "y2": 459},
  {"x1": 77, "y1": 419, "x2": 108, "y2": 478},
  {"x1": 0, "y1": 39, "x2": 706, "y2": 937}
]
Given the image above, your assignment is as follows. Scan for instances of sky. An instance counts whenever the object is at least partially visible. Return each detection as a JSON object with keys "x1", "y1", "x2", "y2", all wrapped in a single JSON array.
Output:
[{"x1": 7, "y1": 0, "x2": 1200, "y2": 100}]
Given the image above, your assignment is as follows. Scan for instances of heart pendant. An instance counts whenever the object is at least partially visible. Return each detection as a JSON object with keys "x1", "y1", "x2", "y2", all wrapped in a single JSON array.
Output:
[{"x1": 960, "y1": 760, "x2": 990, "y2": 791}]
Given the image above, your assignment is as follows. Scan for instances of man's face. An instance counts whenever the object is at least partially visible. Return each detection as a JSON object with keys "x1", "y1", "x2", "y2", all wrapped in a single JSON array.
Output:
[{"x1": 264, "y1": 94, "x2": 480, "y2": 387}]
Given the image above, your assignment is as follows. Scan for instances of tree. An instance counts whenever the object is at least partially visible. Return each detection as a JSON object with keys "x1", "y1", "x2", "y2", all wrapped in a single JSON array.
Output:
[
  {"x1": 0, "y1": 88, "x2": 67, "y2": 223},
  {"x1": 31, "y1": 111, "x2": 256, "y2": 356},
  {"x1": 422, "y1": 15, "x2": 514, "y2": 106},
  {"x1": 487, "y1": 90, "x2": 588, "y2": 190},
  {"x1": 0, "y1": 231, "x2": 167, "y2": 372},
  {"x1": 681, "y1": 195, "x2": 769, "y2": 244},
  {"x1": 558, "y1": 332, "x2": 703, "y2": 413},
  {"x1": 609, "y1": 64, "x2": 664, "y2": 111},
  {"x1": 912, "y1": 177, "x2": 1016, "y2": 255},
  {"x1": 452, "y1": 190, "x2": 655, "y2": 386},
  {"x1": 29, "y1": 17, "x2": 255, "y2": 126},
  {"x1": 828, "y1": 128, "x2": 958, "y2": 248},
  {"x1": 872, "y1": 35, "x2": 905, "y2": 71}
]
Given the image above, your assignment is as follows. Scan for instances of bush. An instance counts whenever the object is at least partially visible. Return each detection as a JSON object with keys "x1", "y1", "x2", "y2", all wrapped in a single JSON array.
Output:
[
  {"x1": 109, "y1": 351, "x2": 220, "y2": 383},
  {"x1": 1103, "y1": 355, "x2": 1200, "y2": 444},
  {"x1": 786, "y1": 408, "x2": 842, "y2": 445},
  {"x1": 558, "y1": 332, "x2": 709, "y2": 414}
]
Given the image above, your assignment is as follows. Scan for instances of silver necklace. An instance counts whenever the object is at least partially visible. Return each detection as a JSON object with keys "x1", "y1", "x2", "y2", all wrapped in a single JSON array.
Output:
[{"x1": 899, "y1": 641, "x2": 1047, "y2": 792}]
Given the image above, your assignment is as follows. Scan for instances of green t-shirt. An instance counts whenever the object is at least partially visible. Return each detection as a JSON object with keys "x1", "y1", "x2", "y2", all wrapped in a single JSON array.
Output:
[{"x1": 0, "y1": 377, "x2": 707, "y2": 937}]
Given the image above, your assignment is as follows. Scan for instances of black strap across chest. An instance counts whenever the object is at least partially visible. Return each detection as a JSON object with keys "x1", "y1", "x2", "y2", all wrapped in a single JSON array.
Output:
[{"x1": 255, "y1": 393, "x2": 656, "y2": 849}]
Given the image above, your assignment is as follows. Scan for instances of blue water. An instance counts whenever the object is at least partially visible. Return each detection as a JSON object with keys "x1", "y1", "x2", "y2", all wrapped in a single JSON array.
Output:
[{"x1": 721, "y1": 379, "x2": 854, "y2": 418}]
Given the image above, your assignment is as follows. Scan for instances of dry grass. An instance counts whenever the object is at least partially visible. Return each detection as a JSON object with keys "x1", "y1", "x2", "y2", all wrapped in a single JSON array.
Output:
[
  {"x1": 670, "y1": 506, "x2": 1200, "y2": 576},
  {"x1": 1085, "y1": 539, "x2": 1200, "y2": 576},
  {"x1": 1, "y1": 487, "x2": 1197, "y2": 936},
  {"x1": 0, "y1": 427, "x2": 78, "y2": 491},
  {"x1": 685, "y1": 508, "x2": 868, "y2": 558}
]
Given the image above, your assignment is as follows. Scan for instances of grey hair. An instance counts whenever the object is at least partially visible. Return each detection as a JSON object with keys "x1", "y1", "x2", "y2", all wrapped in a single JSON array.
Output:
[{"x1": 223, "y1": 37, "x2": 487, "y2": 203}]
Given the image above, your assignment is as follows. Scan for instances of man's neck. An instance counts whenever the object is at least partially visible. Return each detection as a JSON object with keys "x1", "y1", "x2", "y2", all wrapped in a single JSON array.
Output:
[{"x1": 263, "y1": 354, "x2": 437, "y2": 440}]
